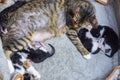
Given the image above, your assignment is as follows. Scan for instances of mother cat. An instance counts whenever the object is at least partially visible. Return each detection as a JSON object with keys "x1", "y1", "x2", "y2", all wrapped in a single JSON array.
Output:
[{"x1": 1, "y1": 0, "x2": 97, "y2": 73}]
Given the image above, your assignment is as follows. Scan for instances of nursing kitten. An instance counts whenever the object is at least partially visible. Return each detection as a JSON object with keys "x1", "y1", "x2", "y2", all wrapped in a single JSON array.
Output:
[
  {"x1": 1, "y1": 0, "x2": 68, "y2": 73},
  {"x1": 11, "y1": 42, "x2": 55, "y2": 80},
  {"x1": 90, "y1": 25, "x2": 119, "y2": 57},
  {"x1": 78, "y1": 26, "x2": 100, "y2": 54},
  {"x1": 66, "y1": 0, "x2": 98, "y2": 59},
  {"x1": 78, "y1": 25, "x2": 119, "y2": 57}
]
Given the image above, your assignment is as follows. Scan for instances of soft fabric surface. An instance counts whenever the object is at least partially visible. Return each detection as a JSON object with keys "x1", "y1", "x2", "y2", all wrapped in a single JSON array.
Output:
[{"x1": 0, "y1": 0, "x2": 15, "y2": 12}]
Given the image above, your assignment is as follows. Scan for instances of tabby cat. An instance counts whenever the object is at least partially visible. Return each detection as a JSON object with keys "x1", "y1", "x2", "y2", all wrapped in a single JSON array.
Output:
[
  {"x1": 66, "y1": 0, "x2": 98, "y2": 59},
  {"x1": 1, "y1": 0, "x2": 68, "y2": 73}
]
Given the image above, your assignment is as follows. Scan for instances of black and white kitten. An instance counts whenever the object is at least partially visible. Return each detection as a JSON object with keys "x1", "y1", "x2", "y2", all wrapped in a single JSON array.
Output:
[
  {"x1": 78, "y1": 25, "x2": 119, "y2": 57},
  {"x1": 78, "y1": 25, "x2": 100, "y2": 54},
  {"x1": 10, "y1": 42, "x2": 55, "y2": 80},
  {"x1": 90, "y1": 25, "x2": 119, "y2": 57}
]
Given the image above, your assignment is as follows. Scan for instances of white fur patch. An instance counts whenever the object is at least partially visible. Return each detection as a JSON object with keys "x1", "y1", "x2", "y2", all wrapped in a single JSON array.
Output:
[
  {"x1": 91, "y1": 42, "x2": 99, "y2": 52},
  {"x1": 86, "y1": 31, "x2": 92, "y2": 39},
  {"x1": 27, "y1": 66, "x2": 41, "y2": 80},
  {"x1": 39, "y1": 47, "x2": 47, "y2": 52},
  {"x1": 100, "y1": 27, "x2": 105, "y2": 37},
  {"x1": 83, "y1": 54, "x2": 91, "y2": 59},
  {"x1": 7, "y1": 60, "x2": 15, "y2": 73}
]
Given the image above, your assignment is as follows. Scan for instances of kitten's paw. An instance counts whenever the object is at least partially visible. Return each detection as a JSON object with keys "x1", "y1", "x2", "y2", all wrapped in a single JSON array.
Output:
[{"x1": 83, "y1": 54, "x2": 91, "y2": 59}]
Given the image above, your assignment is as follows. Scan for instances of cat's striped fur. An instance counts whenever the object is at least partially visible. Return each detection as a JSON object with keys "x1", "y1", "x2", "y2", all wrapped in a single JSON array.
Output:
[
  {"x1": 1, "y1": 0, "x2": 68, "y2": 61},
  {"x1": 66, "y1": 0, "x2": 98, "y2": 59}
]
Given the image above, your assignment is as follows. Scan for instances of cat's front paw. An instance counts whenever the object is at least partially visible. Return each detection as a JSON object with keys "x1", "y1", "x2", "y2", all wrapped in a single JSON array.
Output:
[{"x1": 83, "y1": 54, "x2": 91, "y2": 59}]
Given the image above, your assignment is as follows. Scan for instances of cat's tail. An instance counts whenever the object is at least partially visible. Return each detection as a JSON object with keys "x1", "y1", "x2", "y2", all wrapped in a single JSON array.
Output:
[{"x1": 47, "y1": 44, "x2": 55, "y2": 57}]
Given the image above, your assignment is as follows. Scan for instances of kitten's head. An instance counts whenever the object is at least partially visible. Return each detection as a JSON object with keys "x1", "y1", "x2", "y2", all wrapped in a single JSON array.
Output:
[
  {"x1": 67, "y1": 0, "x2": 98, "y2": 29},
  {"x1": 90, "y1": 25, "x2": 104, "y2": 38}
]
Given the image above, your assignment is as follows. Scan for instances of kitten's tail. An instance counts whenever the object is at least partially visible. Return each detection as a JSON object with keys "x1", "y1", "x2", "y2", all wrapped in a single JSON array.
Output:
[{"x1": 47, "y1": 44, "x2": 55, "y2": 57}]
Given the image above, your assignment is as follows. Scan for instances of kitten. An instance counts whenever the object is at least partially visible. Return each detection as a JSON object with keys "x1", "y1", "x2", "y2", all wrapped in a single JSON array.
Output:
[
  {"x1": 66, "y1": 0, "x2": 98, "y2": 59},
  {"x1": 78, "y1": 25, "x2": 119, "y2": 57},
  {"x1": 78, "y1": 26, "x2": 100, "y2": 54},
  {"x1": 11, "y1": 42, "x2": 55, "y2": 80},
  {"x1": 90, "y1": 25, "x2": 119, "y2": 57}
]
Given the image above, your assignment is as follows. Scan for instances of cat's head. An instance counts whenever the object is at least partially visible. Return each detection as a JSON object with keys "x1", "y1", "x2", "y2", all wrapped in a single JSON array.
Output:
[{"x1": 66, "y1": 0, "x2": 98, "y2": 29}]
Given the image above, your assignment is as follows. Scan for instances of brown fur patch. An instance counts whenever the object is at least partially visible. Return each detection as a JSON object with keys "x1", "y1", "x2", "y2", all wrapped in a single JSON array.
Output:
[
  {"x1": 0, "y1": 0, "x2": 8, "y2": 3},
  {"x1": 23, "y1": 61, "x2": 31, "y2": 68}
]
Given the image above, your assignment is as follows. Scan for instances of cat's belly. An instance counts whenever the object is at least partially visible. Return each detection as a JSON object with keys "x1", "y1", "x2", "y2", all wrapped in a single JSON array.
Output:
[
  {"x1": 31, "y1": 32, "x2": 55, "y2": 42},
  {"x1": 19, "y1": 12, "x2": 50, "y2": 29}
]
